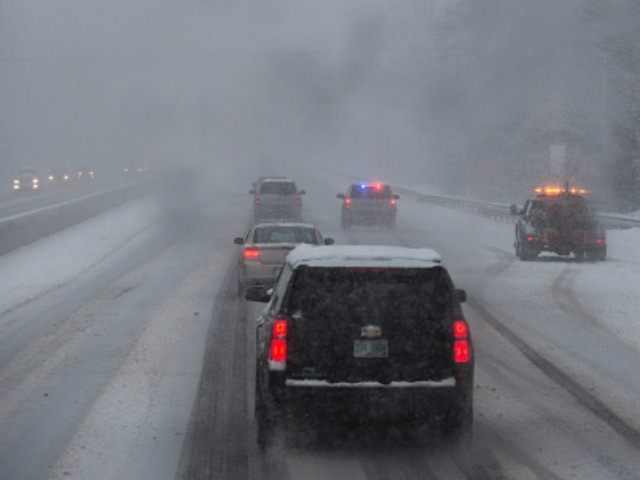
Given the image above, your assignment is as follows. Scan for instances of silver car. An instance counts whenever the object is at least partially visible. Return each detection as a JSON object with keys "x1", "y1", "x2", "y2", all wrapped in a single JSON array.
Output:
[{"x1": 234, "y1": 223, "x2": 334, "y2": 295}]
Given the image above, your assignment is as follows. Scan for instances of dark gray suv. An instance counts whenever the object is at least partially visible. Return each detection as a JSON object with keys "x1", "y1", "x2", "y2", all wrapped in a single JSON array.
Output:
[{"x1": 251, "y1": 178, "x2": 305, "y2": 223}]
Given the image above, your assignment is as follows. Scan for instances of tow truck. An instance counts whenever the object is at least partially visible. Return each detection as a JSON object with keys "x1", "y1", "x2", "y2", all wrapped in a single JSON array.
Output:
[{"x1": 510, "y1": 183, "x2": 606, "y2": 261}]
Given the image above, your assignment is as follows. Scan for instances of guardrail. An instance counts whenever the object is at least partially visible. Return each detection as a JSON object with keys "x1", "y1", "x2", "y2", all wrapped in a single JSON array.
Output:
[
  {"x1": 0, "y1": 182, "x2": 148, "y2": 256},
  {"x1": 393, "y1": 186, "x2": 640, "y2": 230}
]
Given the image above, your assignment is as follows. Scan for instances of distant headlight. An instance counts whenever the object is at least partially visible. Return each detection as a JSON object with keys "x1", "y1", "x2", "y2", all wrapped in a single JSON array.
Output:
[
  {"x1": 63, "y1": 174, "x2": 70, "y2": 181},
  {"x1": 13, "y1": 184, "x2": 20, "y2": 189},
  {"x1": 48, "y1": 175, "x2": 55, "y2": 181},
  {"x1": 13, "y1": 179, "x2": 20, "y2": 185}
]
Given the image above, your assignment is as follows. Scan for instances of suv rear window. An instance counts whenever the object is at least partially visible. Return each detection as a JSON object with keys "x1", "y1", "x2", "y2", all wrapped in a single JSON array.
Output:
[
  {"x1": 349, "y1": 185, "x2": 392, "y2": 199},
  {"x1": 287, "y1": 266, "x2": 453, "y2": 321},
  {"x1": 259, "y1": 181, "x2": 297, "y2": 195}
]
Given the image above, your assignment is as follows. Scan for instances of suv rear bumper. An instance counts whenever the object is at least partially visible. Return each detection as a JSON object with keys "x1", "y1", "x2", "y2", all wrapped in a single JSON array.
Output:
[
  {"x1": 342, "y1": 210, "x2": 396, "y2": 224},
  {"x1": 268, "y1": 377, "x2": 471, "y2": 422}
]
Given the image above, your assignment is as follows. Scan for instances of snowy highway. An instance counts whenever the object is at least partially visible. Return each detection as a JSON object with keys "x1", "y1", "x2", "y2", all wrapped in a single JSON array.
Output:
[
  {"x1": 1, "y1": 172, "x2": 640, "y2": 479},
  {"x1": 0, "y1": 179, "x2": 132, "y2": 221}
]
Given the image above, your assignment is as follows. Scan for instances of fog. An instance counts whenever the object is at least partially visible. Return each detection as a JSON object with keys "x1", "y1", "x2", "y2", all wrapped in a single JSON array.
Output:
[{"x1": 2, "y1": 0, "x2": 638, "y2": 206}]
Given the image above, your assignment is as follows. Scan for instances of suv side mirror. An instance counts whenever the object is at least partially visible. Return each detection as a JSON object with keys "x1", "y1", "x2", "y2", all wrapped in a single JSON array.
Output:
[
  {"x1": 456, "y1": 289, "x2": 467, "y2": 303},
  {"x1": 336, "y1": 193, "x2": 345, "y2": 199},
  {"x1": 510, "y1": 204, "x2": 521, "y2": 216},
  {"x1": 233, "y1": 237, "x2": 245, "y2": 245},
  {"x1": 298, "y1": 189, "x2": 306, "y2": 195},
  {"x1": 392, "y1": 194, "x2": 400, "y2": 200},
  {"x1": 249, "y1": 189, "x2": 256, "y2": 195},
  {"x1": 245, "y1": 286, "x2": 271, "y2": 303},
  {"x1": 324, "y1": 237, "x2": 335, "y2": 245}
]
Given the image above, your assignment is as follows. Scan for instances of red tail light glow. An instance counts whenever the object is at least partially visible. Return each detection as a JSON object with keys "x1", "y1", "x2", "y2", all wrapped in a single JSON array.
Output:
[
  {"x1": 254, "y1": 195, "x2": 260, "y2": 206},
  {"x1": 453, "y1": 320, "x2": 471, "y2": 363},
  {"x1": 269, "y1": 317, "x2": 288, "y2": 368},
  {"x1": 273, "y1": 319, "x2": 288, "y2": 338},
  {"x1": 453, "y1": 320, "x2": 468, "y2": 339},
  {"x1": 526, "y1": 235, "x2": 536, "y2": 242},
  {"x1": 269, "y1": 339, "x2": 287, "y2": 362},
  {"x1": 454, "y1": 340, "x2": 471, "y2": 363},
  {"x1": 390, "y1": 198, "x2": 398, "y2": 206},
  {"x1": 344, "y1": 197, "x2": 352, "y2": 208},
  {"x1": 243, "y1": 247, "x2": 261, "y2": 261},
  {"x1": 296, "y1": 195, "x2": 302, "y2": 206}
]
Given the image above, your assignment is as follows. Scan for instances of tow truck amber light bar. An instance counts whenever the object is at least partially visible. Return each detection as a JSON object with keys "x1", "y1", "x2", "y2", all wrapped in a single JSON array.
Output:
[
  {"x1": 453, "y1": 320, "x2": 471, "y2": 363},
  {"x1": 534, "y1": 186, "x2": 589, "y2": 196}
]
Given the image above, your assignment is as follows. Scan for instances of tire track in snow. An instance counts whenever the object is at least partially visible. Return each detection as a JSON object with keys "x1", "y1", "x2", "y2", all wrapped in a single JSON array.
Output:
[
  {"x1": 176, "y1": 260, "x2": 255, "y2": 480},
  {"x1": 467, "y1": 297, "x2": 640, "y2": 453}
]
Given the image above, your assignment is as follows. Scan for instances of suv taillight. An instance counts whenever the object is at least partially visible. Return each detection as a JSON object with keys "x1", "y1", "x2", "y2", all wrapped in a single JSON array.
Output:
[
  {"x1": 390, "y1": 198, "x2": 397, "y2": 206},
  {"x1": 344, "y1": 197, "x2": 351, "y2": 208},
  {"x1": 254, "y1": 195, "x2": 260, "y2": 206},
  {"x1": 269, "y1": 317, "x2": 288, "y2": 370},
  {"x1": 243, "y1": 247, "x2": 261, "y2": 261},
  {"x1": 296, "y1": 195, "x2": 302, "y2": 206},
  {"x1": 453, "y1": 319, "x2": 471, "y2": 363}
]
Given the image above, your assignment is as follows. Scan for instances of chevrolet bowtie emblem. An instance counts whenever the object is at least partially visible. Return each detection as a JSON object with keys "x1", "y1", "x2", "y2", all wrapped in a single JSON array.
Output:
[{"x1": 361, "y1": 325, "x2": 382, "y2": 339}]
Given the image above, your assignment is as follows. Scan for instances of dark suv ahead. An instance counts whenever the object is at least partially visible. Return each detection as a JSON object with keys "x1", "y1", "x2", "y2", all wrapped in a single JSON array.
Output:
[{"x1": 246, "y1": 245, "x2": 473, "y2": 448}]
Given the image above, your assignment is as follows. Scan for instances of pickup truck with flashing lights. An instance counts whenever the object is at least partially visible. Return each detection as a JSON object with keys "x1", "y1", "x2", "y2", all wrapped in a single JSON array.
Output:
[
  {"x1": 337, "y1": 182, "x2": 399, "y2": 228},
  {"x1": 510, "y1": 184, "x2": 606, "y2": 261}
]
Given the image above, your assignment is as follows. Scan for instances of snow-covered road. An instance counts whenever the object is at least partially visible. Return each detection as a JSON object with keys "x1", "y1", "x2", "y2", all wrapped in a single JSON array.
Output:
[{"x1": 1, "y1": 173, "x2": 640, "y2": 479}]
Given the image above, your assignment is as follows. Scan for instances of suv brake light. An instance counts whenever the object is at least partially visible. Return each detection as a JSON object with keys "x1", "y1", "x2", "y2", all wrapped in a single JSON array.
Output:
[
  {"x1": 453, "y1": 320, "x2": 471, "y2": 363},
  {"x1": 254, "y1": 195, "x2": 260, "y2": 206},
  {"x1": 344, "y1": 197, "x2": 351, "y2": 208},
  {"x1": 243, "y1": 247, "x2": 261, "y2": 261},
  {"x1": 390, "y1": 198, "x2": 397, "y2": 206},
  {"x1": 269, "y1": 317, "x2": 288, "y2": 370}
]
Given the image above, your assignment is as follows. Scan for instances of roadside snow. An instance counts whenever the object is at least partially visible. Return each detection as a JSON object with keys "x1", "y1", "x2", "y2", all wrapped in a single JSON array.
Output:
[
  {"x1": 50, "y1": 238, "x2": 230, "y2": 480},
  {"x1": 0, "y1": 199, "x2": 158, "y2": 318},
  {"x1": 572, "y1": 227, "x2": 640, "y2": 350}
]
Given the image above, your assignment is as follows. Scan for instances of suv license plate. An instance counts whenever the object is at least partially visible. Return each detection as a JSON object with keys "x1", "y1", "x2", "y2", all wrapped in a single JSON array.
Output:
[{"x1": 354, "y1": 339, "x2": 388, "y2": 358}]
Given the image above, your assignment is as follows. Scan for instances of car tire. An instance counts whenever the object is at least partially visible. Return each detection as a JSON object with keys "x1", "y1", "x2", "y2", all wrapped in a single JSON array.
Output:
[
  {"x1": 386, "y1": 217, "x2": 396, "y2": 229},
  {"x1": 586, "y1": 249, "x2": 606, "y2": 262},
  {"x1": 255, "y1": 374, "x2": 277, "y2": 450},
  {"x1": 516, "y1": 241, "x2": 534, "y2": 261},
  {"x1": 440, "y1": 402, "x2": 473, "y2": 444},
  {"x1": 255, "y1": 402, "x2": 274, "y2": 450}
]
